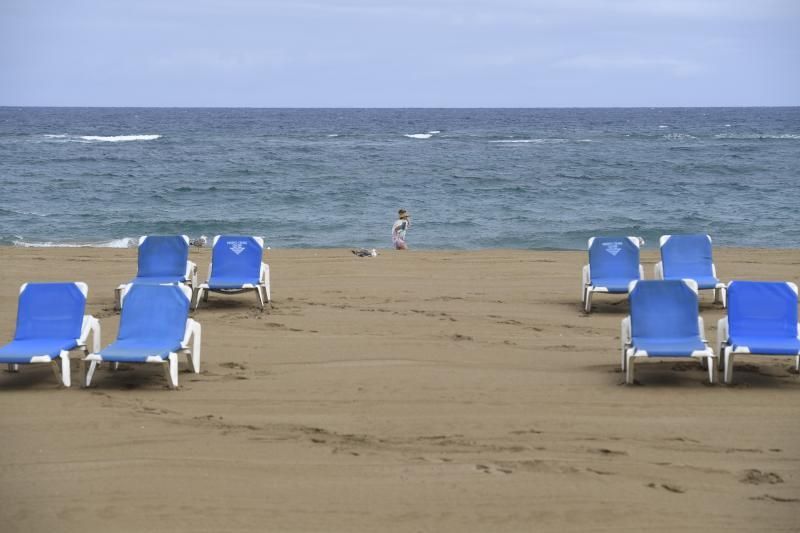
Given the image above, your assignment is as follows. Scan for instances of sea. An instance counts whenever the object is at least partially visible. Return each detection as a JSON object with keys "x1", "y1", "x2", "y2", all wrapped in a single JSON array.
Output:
[{"x1": 1, "y1": 107, "x2": 799, "y2": 250}]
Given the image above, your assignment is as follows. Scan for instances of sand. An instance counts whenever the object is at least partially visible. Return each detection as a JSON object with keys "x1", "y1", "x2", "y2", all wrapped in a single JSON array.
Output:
[{"x1": 0, "y1": 246, "x2": 798, "y2": 532}]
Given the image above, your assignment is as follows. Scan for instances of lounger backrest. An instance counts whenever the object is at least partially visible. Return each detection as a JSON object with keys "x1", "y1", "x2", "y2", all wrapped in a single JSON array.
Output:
[
  {"x1": 14, "y1": 282, "x2": 87, "y2": 341},
  {"x1": 660, "y1": 234, "x2": 714, "y2": 278},
  {"x1": 588, "y1": 237, "x2": 640, "y2": 280},
  {"x1": 728, "y1": 281, "x2": 798, "y2": 339},
  {"x1": 137, "y1": 235, "x2": 190, "y2": 278},
  {"x1": 118, "y1": 284, "x2": 189, "y2": 342},
  {"x1": 629, "y1": 280, "x2": 700, "y2": 340},
  {"x1": 210, "y1": 235, "x2": 263, "y2": 278}
]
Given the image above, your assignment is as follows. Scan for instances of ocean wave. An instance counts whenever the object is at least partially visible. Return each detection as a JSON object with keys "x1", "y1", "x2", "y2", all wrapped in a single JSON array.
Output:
[
  {"x1": 80, "y1": 134, "x2": 162, "y2": 142},
  {"x1": 12, "y1": 237, "x2": 136, "y2": 248},
  {"x1": 428, "y1": 130, "x2": 441, "y2": 134},
  {"x1": 42, "y1": 134, "x2": 162, "y2": 143},
  {"x1": 405, "y1": 133, "x2": 432, "y2": 139},
  {"x1": 489, "y1": 138, "x2": 569, "y2": 144},
  {"x1": 713, "y1": 133, "x2": 800, "y2": 140},
  {"x1": 663, "y1": 133, "x2": 697, "y2": 140}
]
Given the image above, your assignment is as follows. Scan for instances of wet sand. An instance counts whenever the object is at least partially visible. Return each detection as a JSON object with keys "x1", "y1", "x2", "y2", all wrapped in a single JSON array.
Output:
[{"x1": 0, "y1": 247, "x2": 798, "y2": 532}]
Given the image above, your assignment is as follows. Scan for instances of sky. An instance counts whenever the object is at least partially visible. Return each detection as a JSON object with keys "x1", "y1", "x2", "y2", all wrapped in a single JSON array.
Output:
[{"x1": 1, "y1": 0, "x2": 798, "y2": 107}]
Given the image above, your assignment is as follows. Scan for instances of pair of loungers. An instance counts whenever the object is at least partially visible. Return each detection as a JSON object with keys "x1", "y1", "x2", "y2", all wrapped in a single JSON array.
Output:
[
  {"x1": 582, "y1": 234, "x2": 725, "y2": 313},
  {"x1": 0, "y1": 282, "x2": 200, "y2": 389},
  {"x1": 116, "y1": 235, "x2": 270, "y2": 310},
  {"x1": 622, "y1": 279, "x2": 800, "y2": 385}
]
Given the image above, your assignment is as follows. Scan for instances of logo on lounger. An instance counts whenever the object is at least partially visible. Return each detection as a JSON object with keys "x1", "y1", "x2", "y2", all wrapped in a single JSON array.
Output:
[
  {"x1": 602, "y1": 242, "x2": 623, "y2": 256},
  {"x1": 228, "y1": 241, "x2": 247, "y2": 255}
]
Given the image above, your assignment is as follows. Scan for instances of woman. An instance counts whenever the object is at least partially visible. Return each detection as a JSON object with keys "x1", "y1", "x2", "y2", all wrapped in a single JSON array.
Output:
[{"x1": 392, "y1": 209, "x2": 411, "y2": 250}]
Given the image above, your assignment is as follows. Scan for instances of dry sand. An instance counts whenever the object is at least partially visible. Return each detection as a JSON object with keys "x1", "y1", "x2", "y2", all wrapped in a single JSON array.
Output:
[{"x1": 0, "y1": 246, "x2": 798, "y2": 532}]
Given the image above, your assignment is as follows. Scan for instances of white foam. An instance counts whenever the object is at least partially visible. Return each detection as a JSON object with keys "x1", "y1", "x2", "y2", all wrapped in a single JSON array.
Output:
[
  {"x1": 658, "y1": 125, "x2": 669, "y2": 129},
  {"x1": 489, "y1": 138, "x2": 569, "y2": 144},
  {"x1": 326, "y1": 134, "x2": 339, "y2": 137},
  {"x1": 428, "y1": 130, "x2": 441, "y2": 134},
  {"x1": 79, "y1": 134, "x2": 162, "y2": 142},
  {"x1": 12, "y1": 237, "x2": 136, "y2": 248},
  {"x1": 43, "y1": 134, "x2": 67, "y2": 138},
  {"x1": 714, "y1": 133, "x2": 800, "y2": 140},
  {"x1": 663, "y1": 133, "x2": 697, "y2": 140},
  {"x1": 405, "y1": 133, "x2": 432, "y2": 139}
]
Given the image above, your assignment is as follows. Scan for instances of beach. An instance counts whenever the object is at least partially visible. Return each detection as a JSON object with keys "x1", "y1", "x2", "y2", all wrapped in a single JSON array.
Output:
[{"x1": 0, "y1": 246, "x2": 798, "y2": 532}]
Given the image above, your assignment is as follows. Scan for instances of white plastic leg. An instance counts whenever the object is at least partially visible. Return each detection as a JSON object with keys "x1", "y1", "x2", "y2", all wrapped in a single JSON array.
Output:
[
  {"x1": 707, "y1": 357, "x2": 715, "y2": 384},
  {"x1": 584, "y1": 291, "x2": 592, "y2": 313},
  {"x1": 114, "y1": 287, "x2": 122, "y2": 310},
  {"x1": 626, "y1": 355, "x2": 635, "y2": 384},
  {"x1": 193, "y1": 287, "x2": 204, "y2": 309},
  {"x1": 255, "y1": 287, "x2": 264, "y2": 310},
  {"x1": 621, "y1": 347, "x2": 627, "y2": 371},
  {"x1": 60, "y1": 352, "x2": 71, "y2": 387},
  {"x1": 85, "y1": 360, "x2": 98, "y2": 387},
  {"x1": 795, "y1": 356, "x2": 799, "y2": 372},
  {"x1": 7, "y1": 363, "x2": 19, "y2": 372},
  {"x1": 581, "y1": 284, "x2": 586, "y2": 304},
  {"x1": 724, "y1": 351, "x2": 734, "y2": 384},
  {"x1": 166, "y1": 353, "x2": 178, "y2": 389}
]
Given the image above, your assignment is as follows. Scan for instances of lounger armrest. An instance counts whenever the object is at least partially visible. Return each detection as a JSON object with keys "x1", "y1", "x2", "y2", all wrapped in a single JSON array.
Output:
[
  {"x1": 712, "y1": 263, "x2": 717, "y2": 279},
  {"x1": 654, "y1": 262, "x2": 663, "y2": 280},
  {"x1": 205, "y1": 262, "x2": 213, "y2": 283},
  {"x1": 716, "y1": 317, "x2": 729, "y2": 356},
  {"x1": 186, "y1": 260, "x2": 198, "y2": 287},
  {"x1": 182, "y1": 318, "x2": 202, "y2": 372},
  {"x1": 80, "y1": 315, "x2": 102, "y2": 353},
  {"x1": 261, "y1": 262, "x2": 270, "y2": 285},
  {"x1": 638, "y1": 264, "x2": 644, "y2": 280}
]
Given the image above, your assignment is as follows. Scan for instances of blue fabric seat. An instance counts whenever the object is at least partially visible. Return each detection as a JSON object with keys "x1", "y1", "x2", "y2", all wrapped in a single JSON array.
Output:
[
  {"x1": 621, "y1": 280, "x2": 715, "y2": 384},
  {"x1": 83, "y1": 284, "x2": 201, "y2": 389},
  {"x1": 656, "y1": 234, "x2": 725, "y2": 305},
  {"x1": 582, "y1": 236, "x2": 643, "y2": 312},
  {"x1": 196, "y1": 235, "x2": 271, "y2": 310},
  {"x1": 116, "y1": 235, "x2": 197, "y2": 309},
  {"x1": 718, "y1": 281, "x2": 800, "y2": 384},
  {"x1": 0, "y1": 338, "x2": 81, "y2": 363},
  {"x1": 590, "y1": 277, "x2": 637, "y2": 293},
  {"x1": 0, "y1": 282, "x2": 99, "y2": 387}
]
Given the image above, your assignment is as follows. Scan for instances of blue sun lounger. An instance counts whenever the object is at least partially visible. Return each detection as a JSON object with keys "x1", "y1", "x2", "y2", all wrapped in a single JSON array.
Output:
[
  {"x1": 716, "y1": 281, "x2": 800, "y2": 384},
  {"x1": 654, "y1": 234, "x2": 726, "y2": 306},
  {"x1": 115, "y1": 235, "x2": 198, "y2": 309},
  {"x1": 621, "y1": 280, "x2": 715, "y2": 384},
  {"x1": 581, "y1": 236, "x2": 643, "y2": 313},
  {"x1": 0, "y1": 282, "x2": 100, "y2": 387},
  {"x1": 194, "y1": 235, "x2": 271, "y2": 310},
  {"x1": 83, "y1": 284, "x2": 201, "y2": 389}
]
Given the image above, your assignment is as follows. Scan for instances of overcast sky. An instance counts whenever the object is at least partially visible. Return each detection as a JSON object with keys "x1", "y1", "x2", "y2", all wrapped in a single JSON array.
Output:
[{"x1": 1, "y1": 0, "x2": 798, "y2": 107}]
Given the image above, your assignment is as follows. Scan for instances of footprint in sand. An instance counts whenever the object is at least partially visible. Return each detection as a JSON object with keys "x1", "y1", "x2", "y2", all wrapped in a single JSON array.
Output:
[
  {"x1": 219, "y1": 362, "x2": 247, "y2": 370},
  {"x1": 647, "y1": 482, "x2": 685, "y2": 493},
  {"x1": 750, "y1": 494, "x2": 799, "y2": 503},
  {"x1": 740, "y1": 470, "x2": 783, "y2": 485}
]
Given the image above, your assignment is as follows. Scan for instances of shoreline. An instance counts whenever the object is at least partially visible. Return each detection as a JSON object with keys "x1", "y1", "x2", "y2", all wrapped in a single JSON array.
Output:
[{"x1": 1, "y1": 246, "x2": 798, "y2": 531}]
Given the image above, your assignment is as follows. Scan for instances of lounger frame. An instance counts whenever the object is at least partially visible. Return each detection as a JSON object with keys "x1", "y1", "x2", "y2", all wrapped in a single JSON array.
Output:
[
  {"x1": 194, "y1": 236, "x2": 271, "y2": 310},
  {"x1": 716, "y1": 282, "x2": 800, "y2": 384},
  {"x1": 621, "y1": 279, "x2": 716, "y2": 384},
  {"x1": 4, "y1": 282, "x2": 101, "y2": 387},
  {"x1": 582, "y1": 236, "x2": 643, "y2": 313},
  {"x1": 82, "y1": 284, "x2": 201, "y2": 389}
]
